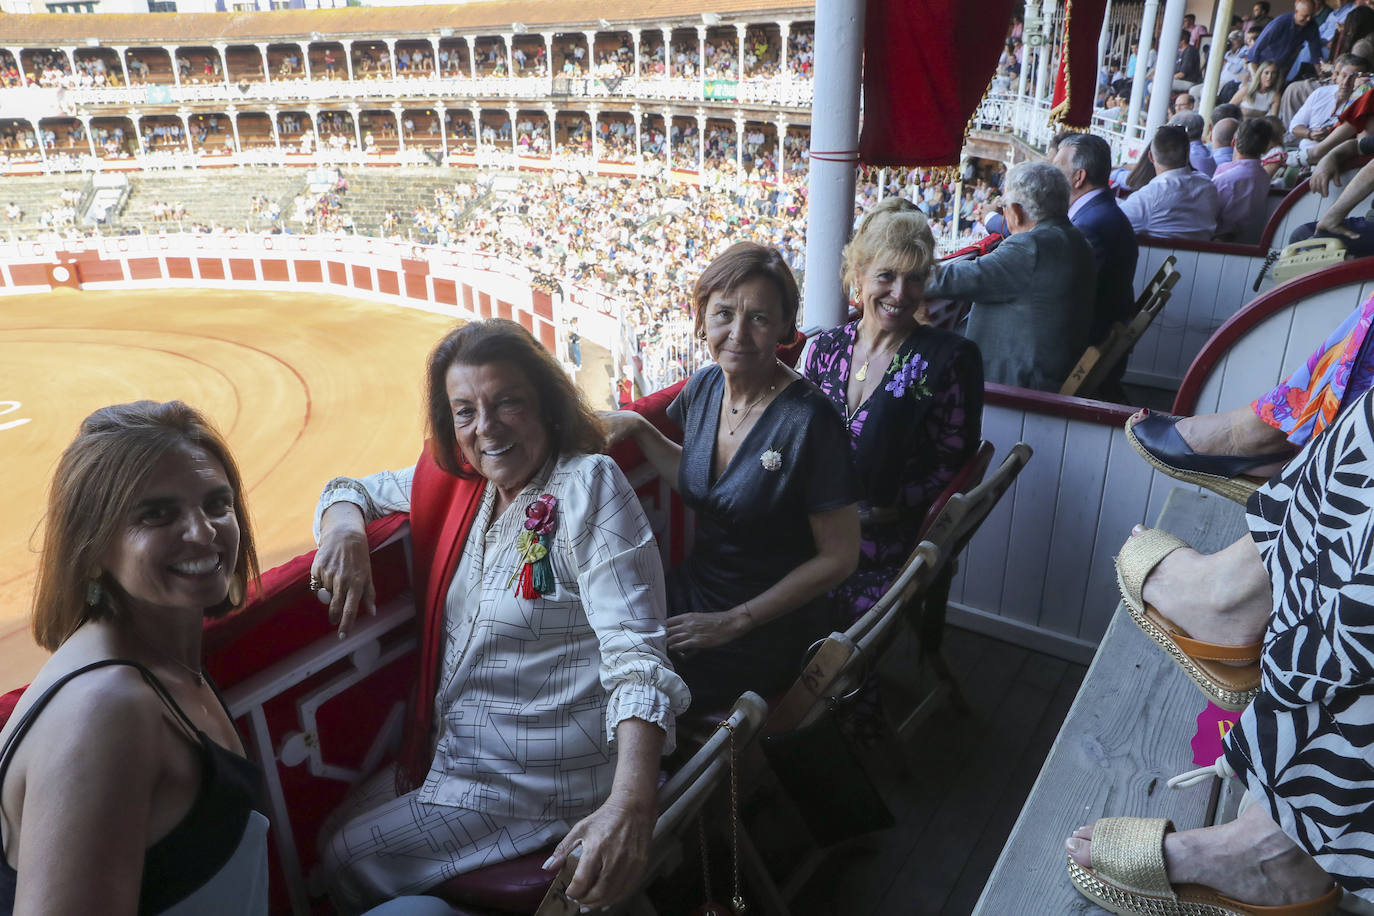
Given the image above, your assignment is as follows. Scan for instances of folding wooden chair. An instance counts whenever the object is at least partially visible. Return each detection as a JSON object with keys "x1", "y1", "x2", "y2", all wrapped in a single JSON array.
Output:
[
  {"x1": 532, "y1": 692, "x2": 770, "y2": 916},
  {"x1": 717, "y1": 542, "x2": 945, "y2": 915},
  {"x1": 892, "y1": 441, "x2": 1033, "y2": 740},
  {"x1": 1060, "y1": 255, "x2": 1181, "y2": 398}
]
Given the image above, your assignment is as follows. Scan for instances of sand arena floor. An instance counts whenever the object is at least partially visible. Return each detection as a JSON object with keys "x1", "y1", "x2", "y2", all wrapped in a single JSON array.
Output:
[{"x1": 0, "y1": 287, "x2": 612, "y2": 691}]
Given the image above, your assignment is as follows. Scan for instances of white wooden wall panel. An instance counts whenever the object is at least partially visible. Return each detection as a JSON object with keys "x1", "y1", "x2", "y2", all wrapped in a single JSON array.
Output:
[
  {"x1": 997, "y1": 412, "x2": 1069, "y2": 626},
  {"x1": 1192, "y1": 283, "x2": 1370, "y2": 415},
  {"x1": 950, "y1": 406, "x2": 1022, "y2": 613},
  {"x1": 1080, "y1": 434, "x2": 1162, "y2": 644},
  {"x1": 956, "y1": 404, "x2": 1157, "y2": 650},
  {"x1": 1038, "y1": 421, "x2": 1112, "y2": 638}
]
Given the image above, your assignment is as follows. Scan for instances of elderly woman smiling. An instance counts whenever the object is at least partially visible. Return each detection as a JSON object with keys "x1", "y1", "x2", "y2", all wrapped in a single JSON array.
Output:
[
  {"x1": 310, "y1": 320, "x2": 689, "y2": 913},
  {"x1": 607, "y1": 241, "x2": 861, "y2": 708}
]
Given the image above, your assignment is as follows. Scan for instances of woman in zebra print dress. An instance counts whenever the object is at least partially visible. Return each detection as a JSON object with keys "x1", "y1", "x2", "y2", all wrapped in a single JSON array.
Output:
[{"x1": 1067, "y1": 389, "x2": 1374, "y2": 911}]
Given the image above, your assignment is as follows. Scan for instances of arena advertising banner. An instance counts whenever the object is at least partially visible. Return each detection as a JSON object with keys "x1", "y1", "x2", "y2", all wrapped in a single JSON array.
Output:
[{"x1": 704, "y1": 80, "x2": 738, "y2": 100}]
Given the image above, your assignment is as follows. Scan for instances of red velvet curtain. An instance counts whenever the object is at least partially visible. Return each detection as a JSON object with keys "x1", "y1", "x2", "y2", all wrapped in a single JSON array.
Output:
[
  {"x1": 859, "y1": 0, "x2": 1018, "y2": 167},
  {"x1": 1051, "y1": 0, "x2": 1112, "y2": 127}
]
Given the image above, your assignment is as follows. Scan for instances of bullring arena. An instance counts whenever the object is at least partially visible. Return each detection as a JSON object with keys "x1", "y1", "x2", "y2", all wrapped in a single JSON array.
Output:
[{"x1": 0, "y1": 273, "x2": 612, "y2": 693}]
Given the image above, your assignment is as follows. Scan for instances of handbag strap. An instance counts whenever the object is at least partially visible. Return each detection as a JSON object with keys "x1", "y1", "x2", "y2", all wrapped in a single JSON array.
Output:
[{"x1": 765, "y1": 637, "x2": 856, "y2": 736}]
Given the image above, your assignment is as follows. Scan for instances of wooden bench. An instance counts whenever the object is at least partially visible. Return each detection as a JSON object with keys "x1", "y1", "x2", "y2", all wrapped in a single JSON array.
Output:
[{"x1": 973, "y1": 488, "x2": 1250, "y2": 914}]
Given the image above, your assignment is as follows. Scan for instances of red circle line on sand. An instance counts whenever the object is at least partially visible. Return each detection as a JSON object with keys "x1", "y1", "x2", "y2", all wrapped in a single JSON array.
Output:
[{"x1": 0, "y1": 326, "x2": 314, "y2": 589}]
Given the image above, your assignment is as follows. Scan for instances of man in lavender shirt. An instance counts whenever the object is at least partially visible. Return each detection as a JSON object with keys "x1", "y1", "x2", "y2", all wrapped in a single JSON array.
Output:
[{"x1": 1214, "y1": 119, "x2": 1274, "y2": 243}]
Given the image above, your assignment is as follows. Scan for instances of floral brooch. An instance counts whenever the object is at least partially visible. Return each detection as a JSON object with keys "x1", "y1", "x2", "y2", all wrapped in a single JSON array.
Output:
[
  {"x1": 760, "y1": 448, "x2": 782, "y2": 472},
  {"x1": 511, "y1": 494, "x2": 558, "y2": 599},
  {"x1": 884, "y1": 352, "x2": 931, "y2": 400}
]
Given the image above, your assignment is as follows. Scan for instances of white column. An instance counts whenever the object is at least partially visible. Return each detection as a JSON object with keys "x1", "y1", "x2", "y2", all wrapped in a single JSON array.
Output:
[
  {"x1": 301, "y1": 42, "x2": 312, "y2": 80},
  {"x1": 1145, "y1": 0, "x2": 1188, "y2": 142},
  {"x1": 501, "y1": 34, "x2": 511, "y2": 75},
  {"x1": 1034, "y1": 2, "x2": 1053, "y2": 102},
  {"x1": 584, "y1": 31, "x2": 596, "y2": 74},
  {"x1": 1096, "y1": 1, "x2": 1112, "y2": 103},
  {"x1": 779, "y1": 21, "x2": 791, "y2": 77},
  {"x1": 215, "y1": 42, "x2": 229, "y2": 86},
  {"x1": 129, "y1": 109, "x2": 145, "y2": 156},
  {"x1": 437, "y1": 102, "x2": 448, "y2": 157},
  {"x1": 801, "y1": 0, "x2": 864, "y2": 331},
  {"x1": 508, "y1": 105, "x2": 518, "y2": 153},
  {"x1": 736, "y1": 23, "x2": 747, "y2": 79},
  {"x1": 775, "y1": 117, "x2": 787, "y2": 185},
  {"x1": 385, "y1": 38, "x2": 397, "y2": 79},
  {"x1": 112, "y1": 46, "x2": 130, "y2": 85},
  {"x1": 227, "y1": 106, "x2": 241, "y2": 152},
  {"x1": 734, "y1": 112, "x2": 745, "y2": 174},
  {"x1": 1199, "y1": 0, "x2": 1234, "y2": 124},
  {"x1": 632, "y1": 30, "x2": 641, "y2": 75},
  {"x1": 392, "y1": 106, "x2": 405, "y2": 150},
  {"x1": 695, "y1": 107, "x2": 706, "y2": 173},
  {"x1": 631, "y1": 103, "x2": 642, "y2": 161},
  {"x1": 349, "y1": 103, "x2": 362, "y2": 149},
  {"x1": 257, "y1": 42, "x2": 272, "y2": 84},
  {"x1": 1125, "y1": 0, "x2": 1160, "y2": 139},
  {"x1": 588, "y1": 106, "x2": 600, "y2": 160},
  {"x1": 267, "y1": 106, "x2": 280, "y2": 152},
  {"x1": 468, "y1": 38, "x2": 478, "y2": 78},
  {"x1": 79, "y1": 114, "x2": 96, "y2": 157},
  {"x1": 343, "y1": 39, "x2": 355, "y2": 81},
  {"x1": 696, "y1": 25, "x2": 706, "y2": 81},
  {"x1": 61, "y1": 46, "x2": 76, "y2": 74},
  {"x1": 30, "y1": 118, "x2": 47, "y2": 164},
  {"x1": 543, "y1": 32, "x2": 554, "y2": 75},
  {"x1": 168, "y1": 45, "x2": 181, "y2": 86},
  {"x1": 430, "y1": 37, "x2": 441, "y2": 78},
  {"x1": 662, "y1": 108, "x2": 673, "y2": 169},
  {"x1": 307, "y1": 104, "x2": 321, "y2": 149},
  {"x1": 471, "y1": 105, "x2": 482, "y2": 150},
  {"x1": 663, "y1": 28, "x2": 673, "y2": 78},
  {"x1": 178, "y1": 109, "x2": 193, "y2": 153},
  {"x1": 1017, "y1": 1, "x2": 1037, "y2": 102}
]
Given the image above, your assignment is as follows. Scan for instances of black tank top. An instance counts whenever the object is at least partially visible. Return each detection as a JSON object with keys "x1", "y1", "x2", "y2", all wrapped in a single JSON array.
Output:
[{"x1": 0, "y1": 659, "x2": 269, "y2": 914}]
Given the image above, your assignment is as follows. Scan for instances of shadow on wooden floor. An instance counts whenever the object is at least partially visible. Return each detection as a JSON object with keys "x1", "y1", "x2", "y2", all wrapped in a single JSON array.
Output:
[{"x1": 790, "y1": 625, "x2": 1087, "y2": 916}]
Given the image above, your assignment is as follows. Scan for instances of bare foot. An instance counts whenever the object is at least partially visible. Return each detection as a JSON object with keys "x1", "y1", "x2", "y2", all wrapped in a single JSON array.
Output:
[
  {"x1": 1067, "y1": 805, "x2": 1334, "y2": 907},
  {"x1": 1165, "y1": 406, "x2": 1296, "y2": 478},
  {"x1": 1129, "y1": 526, "x2": 1270, "y2": 651}
]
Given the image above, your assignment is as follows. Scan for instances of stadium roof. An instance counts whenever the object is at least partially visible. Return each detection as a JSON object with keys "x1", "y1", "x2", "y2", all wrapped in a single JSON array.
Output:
[{"x1": 0, "y1": 0, "x2": 813, "y2": 45}]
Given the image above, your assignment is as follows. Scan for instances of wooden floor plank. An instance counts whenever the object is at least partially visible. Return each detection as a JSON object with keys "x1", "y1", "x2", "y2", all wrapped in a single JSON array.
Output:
[
  {"x1": 944, "y1": 661, "x2": 1087, "y2": 915},
  {"x1": 972, "y1": 492, "x2": 1248, "y2": 916},
  {"x1": 795, "y1": 635, "x2": 1042, "y2": 915}
]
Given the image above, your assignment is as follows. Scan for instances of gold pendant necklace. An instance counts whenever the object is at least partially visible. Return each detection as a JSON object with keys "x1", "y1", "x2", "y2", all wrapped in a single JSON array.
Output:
[{"x1": 855, "y1": 360, "x2": 869, "y2": 382}]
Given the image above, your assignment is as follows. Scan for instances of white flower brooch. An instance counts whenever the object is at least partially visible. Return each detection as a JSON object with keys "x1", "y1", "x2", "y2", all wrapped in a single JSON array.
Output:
[{"x1": 760, "y1": 448, "x2": 783, "y2": 471}]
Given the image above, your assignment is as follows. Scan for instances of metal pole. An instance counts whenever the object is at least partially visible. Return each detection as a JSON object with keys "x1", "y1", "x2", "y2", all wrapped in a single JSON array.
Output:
[
  {"x1": 1125, "y1": 0, "x2": 1160, "y2": 141},
  {"x1": 800, "y1": 0, "x2": 864, "y2": 331},
  {"x1": 1198, "y1": 0, "x2": 1235, "y2": 125},
  {"x1": 1145, "y1": 0, "x2": 1189, "y2": 143}
]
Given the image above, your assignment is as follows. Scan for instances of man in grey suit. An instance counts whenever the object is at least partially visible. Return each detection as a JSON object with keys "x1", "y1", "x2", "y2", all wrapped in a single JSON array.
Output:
[{"x1": 926, "y1": 160, "x2": 1096, "y2": 392}]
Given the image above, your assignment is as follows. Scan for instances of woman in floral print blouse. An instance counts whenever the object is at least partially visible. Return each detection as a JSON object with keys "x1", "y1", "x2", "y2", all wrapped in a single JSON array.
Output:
[{"x1": 803, "y1": 198, "x2": 984, "y2": 650}]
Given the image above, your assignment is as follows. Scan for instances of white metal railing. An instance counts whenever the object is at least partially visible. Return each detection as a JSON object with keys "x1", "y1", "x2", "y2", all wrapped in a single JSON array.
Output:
[{"x1": 971, "y1": 90, "x2": 1147, "y2": 164}]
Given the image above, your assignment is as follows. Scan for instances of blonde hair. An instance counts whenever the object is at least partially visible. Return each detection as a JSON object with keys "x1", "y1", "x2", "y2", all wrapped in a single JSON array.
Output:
[{"x1": 841, "y1": 197, "x2": 936, "y2": 296}]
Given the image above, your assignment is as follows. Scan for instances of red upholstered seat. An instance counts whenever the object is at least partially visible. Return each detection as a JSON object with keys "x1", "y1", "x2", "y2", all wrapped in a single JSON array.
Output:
[
  {"x1": 432, "y1": 847, "x2": 557, "y2": 914},
  {"x1": 0, "y1": 686, "x2": 24, "y2": 730}
]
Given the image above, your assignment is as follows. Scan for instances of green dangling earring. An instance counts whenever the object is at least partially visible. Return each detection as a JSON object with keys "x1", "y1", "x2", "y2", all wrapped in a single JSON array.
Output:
[{"x1": 85, "y1": 578, "x2": 103, "y2": 607}]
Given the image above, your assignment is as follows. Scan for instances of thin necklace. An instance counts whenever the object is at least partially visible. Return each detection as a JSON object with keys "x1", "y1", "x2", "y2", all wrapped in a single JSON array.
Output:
[
  {"x1": 853, "y1": 337, "x2": 901, "y2": 383},
  {"x1": 723, "y1": 364, "x2": 779, "y2": 436},
  {"x1": 126, "y1": 622, "x2": 204, "y2": 686}
]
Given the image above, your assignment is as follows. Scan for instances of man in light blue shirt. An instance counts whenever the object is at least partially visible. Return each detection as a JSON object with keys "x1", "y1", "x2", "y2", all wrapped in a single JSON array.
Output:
[{"x1": 1120, "y1": 125, "x2": 1220, "y2": 240}]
